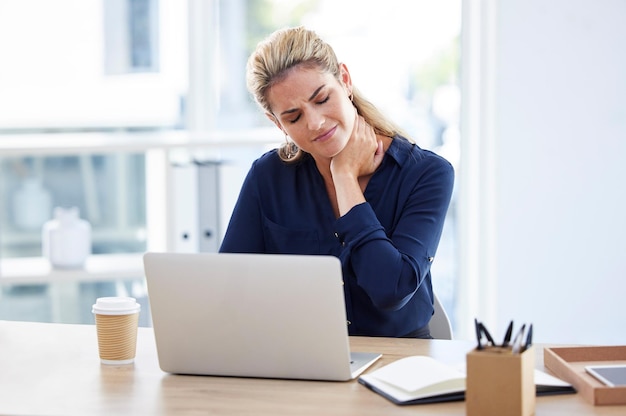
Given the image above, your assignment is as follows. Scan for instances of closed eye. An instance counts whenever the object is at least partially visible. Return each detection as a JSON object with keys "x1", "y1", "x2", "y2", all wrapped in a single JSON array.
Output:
[
  {"x1": 289, "y1": 95, "x2": 330, "y2": 124},
  {"x1": 316, "y1": 95, "x2": 330, "y2": 105}
]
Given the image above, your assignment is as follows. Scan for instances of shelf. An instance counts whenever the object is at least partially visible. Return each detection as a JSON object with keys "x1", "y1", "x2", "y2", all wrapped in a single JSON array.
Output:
[
  {"x1": 0, "y1": 253, "x2": 145, "y2": 285},
  {"x1": 0, "y1": 128, "x2": 279, "y2": 156}
]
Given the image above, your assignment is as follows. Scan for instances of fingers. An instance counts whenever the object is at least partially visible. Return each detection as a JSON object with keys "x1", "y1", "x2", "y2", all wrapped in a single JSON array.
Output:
[
  {"x1": 353, "y1": 114, "x2": 375, "y2": 143},
  {"x1": 375, "y1": 139, "x2": 383, "y2": 155},
  {"x1": 351, "y1": 112, "x2": 363, "y2": 141},
  {"x1": 332, "y1": 114, "x2": 382, "y2": 178}
]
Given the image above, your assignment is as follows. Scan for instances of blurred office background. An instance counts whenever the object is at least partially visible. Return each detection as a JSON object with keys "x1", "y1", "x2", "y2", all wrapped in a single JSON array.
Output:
[{"x1": 0, "y1": 0, "x2": 624, "y2": 345}]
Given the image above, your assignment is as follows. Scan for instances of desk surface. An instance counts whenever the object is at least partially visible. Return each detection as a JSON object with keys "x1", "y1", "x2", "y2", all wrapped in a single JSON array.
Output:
[{"x1": 0, "y1": 320, "x2": 623, "y2": 415}]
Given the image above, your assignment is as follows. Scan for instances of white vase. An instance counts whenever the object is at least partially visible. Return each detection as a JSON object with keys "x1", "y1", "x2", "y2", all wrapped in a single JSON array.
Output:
[{"x1": 42, "y1": 207, "x2": 92, "y2": 269}]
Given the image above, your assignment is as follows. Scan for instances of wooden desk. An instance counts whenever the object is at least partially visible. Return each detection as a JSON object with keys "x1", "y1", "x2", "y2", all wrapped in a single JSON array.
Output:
[{"x1": 0, "y1": 321, "x2": 623, "y2": 415}]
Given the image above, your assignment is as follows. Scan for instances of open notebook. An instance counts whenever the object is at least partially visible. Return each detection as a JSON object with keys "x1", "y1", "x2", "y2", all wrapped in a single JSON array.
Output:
[
  {"x1": 359, "y1": 356, "x2": 575, "y2": 405},
  {"x1": 143, "y1": 252, "x2": 381, "y2": 381}
]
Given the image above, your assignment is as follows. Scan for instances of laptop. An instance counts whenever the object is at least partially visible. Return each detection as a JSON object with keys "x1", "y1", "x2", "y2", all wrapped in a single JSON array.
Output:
[{"x1": 143, "y1": 252, "x2": 382, "y2": 381}]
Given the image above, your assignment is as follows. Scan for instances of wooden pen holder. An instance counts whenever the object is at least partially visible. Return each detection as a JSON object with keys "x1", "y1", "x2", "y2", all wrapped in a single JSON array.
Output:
[{"x1": 466, "y1": 346, "x2": 535, "y2": 416}]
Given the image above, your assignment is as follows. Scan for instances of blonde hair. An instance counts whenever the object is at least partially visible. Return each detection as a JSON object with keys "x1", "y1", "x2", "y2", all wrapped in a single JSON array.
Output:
[{"x1": 246, "y1": 26, "x2": 407, "y2": 162}]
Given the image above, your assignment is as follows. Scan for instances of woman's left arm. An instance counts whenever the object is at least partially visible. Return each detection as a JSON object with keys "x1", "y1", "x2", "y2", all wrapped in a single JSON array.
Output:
[{"x1": 334, "y1": 157, "x2": 454, "y2": 311}]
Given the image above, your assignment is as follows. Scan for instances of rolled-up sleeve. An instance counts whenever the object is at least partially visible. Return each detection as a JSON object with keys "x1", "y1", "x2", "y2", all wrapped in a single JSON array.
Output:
[{"x1": 335, "y1": 157, "x2": 454, "y2": 312}]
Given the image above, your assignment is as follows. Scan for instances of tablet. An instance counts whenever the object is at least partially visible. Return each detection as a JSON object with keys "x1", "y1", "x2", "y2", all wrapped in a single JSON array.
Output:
[{"x1": 585, "y1": 365, "x2": 626, "y2": 387}]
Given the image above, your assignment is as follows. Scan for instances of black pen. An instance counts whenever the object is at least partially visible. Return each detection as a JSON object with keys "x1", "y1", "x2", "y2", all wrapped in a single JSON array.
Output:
[
  {"x1": 511, "y1": 324, "x2": 526, "y2": 354},
  {"x1": 479, "y1": 322, "x2": 496, "y2": 347},
  {"x1": 474, "y1": 318, "x2": 483, "y2": 350},
  {"x1": 523, "y1": 323, "x2": 533, "y2": 351},
  {"x1": 501, "y1": 320, "x2": 514, "y2": 347}
]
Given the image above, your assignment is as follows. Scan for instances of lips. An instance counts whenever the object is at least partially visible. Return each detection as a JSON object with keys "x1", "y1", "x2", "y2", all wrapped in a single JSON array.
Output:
[{"x1": 313, "y1": 126, "x2": 337, "y2": 142}]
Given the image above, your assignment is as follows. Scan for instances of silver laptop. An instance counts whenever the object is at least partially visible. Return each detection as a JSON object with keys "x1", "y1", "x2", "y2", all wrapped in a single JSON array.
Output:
[{"x1": 143, "y1": 252, "x2": 381, "y2": 381}]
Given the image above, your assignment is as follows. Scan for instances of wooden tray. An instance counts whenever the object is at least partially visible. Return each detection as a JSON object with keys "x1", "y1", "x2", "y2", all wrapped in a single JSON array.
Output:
[{"x1": 544, "y1": 345, "x2": 626, "y2": 405}]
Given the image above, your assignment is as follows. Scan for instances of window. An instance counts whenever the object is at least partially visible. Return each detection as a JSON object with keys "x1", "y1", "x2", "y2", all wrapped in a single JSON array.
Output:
[
  {"x1": 0, "y1": 154, "x2": 146, "y2": 257},
  {"x1": 0, "y1": 0, "x2": 461, "y2": 330},
  {"x1": 104, "y1": 0, "x2": 160, "y2": 74},
  {"x1": 0, "y1": 0, "x2": 185, "y2": 260}
]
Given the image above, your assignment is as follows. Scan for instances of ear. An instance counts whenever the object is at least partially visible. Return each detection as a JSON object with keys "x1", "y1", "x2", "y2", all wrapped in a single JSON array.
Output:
[
  {"x1": 339, "y1": 63, "x2": 353, "y2": 95},
  {"x1": 266, "y1": 112, "x2": 286, "y2": 134}
]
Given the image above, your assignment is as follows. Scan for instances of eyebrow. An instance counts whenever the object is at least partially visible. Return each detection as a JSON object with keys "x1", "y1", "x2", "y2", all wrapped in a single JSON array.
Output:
[{"x1": 279, "y1": 84, "x2": 326, "y2": 116}]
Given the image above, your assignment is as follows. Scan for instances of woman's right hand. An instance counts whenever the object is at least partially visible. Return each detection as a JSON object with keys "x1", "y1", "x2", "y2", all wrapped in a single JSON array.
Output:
[{"x1": 330, "y1": 113, "x2": 383, "y2": 181}]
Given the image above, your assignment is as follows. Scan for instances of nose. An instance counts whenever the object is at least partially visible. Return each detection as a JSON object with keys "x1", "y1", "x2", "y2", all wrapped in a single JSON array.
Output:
[{"x1": 305, "y1": 109, "x2": 324, "y2": 131}]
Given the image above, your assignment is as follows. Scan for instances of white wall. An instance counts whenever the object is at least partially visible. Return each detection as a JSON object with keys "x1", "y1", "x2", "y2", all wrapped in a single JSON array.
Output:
[{"x1": 488, "y1": 0, "x2": 626, "y2": 344}]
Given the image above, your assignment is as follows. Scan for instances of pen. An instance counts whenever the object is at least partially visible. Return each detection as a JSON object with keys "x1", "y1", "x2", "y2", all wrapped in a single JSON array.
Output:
[
  {"x1": 511, "y1": 324, "x2": 526, "y2": 354},
  {"x1": 474, "y1": 318, "x2": 483, "y2": 350},
  {"x1": 479, "y1": 322, "x2": 496, "y2": 347},
  {"x1": 501, "y1": 320, "x2": 513, "y2": 347},
  {"x1": 523, "y1": 323, "x2": 533, "y2": 351}
]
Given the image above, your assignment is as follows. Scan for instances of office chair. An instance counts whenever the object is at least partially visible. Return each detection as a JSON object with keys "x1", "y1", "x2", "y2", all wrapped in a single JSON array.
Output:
[{"x1": 429, "y1": 293, "x2": 453, "y2": 340}]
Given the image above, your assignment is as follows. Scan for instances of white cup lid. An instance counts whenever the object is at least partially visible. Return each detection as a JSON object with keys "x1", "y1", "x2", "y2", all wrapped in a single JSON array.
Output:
[{"x1": 92, "y1": 297, "x2": 141, "y2": 315}]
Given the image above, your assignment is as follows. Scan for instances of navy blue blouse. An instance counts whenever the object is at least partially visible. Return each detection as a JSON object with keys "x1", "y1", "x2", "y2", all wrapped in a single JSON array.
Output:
[{"x1": 219, "y1": 136, "x2": 454, "y2": 337}]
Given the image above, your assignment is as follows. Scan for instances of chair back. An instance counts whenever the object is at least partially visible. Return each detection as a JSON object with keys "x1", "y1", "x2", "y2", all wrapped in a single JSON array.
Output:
[{"x1": 429, "y1": 293, "x2": 453, "y2": 340}]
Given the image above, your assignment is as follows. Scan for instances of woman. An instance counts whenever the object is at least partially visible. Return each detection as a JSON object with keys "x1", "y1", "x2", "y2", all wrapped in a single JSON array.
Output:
[{"x1": 219, "y1": 26, "x2": 454, "y2": 338}]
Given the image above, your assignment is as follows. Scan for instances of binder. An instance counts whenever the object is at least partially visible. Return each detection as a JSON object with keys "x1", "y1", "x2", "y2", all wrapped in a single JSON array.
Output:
[{"x1": 170, "y1": 160, "x2": 221, "y2": 253}]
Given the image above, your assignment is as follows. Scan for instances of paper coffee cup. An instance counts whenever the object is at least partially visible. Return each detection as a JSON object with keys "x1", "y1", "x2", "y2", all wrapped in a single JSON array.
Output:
[{"x1": 92, "y1": 297, "x2": 141, "y2": 365}]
